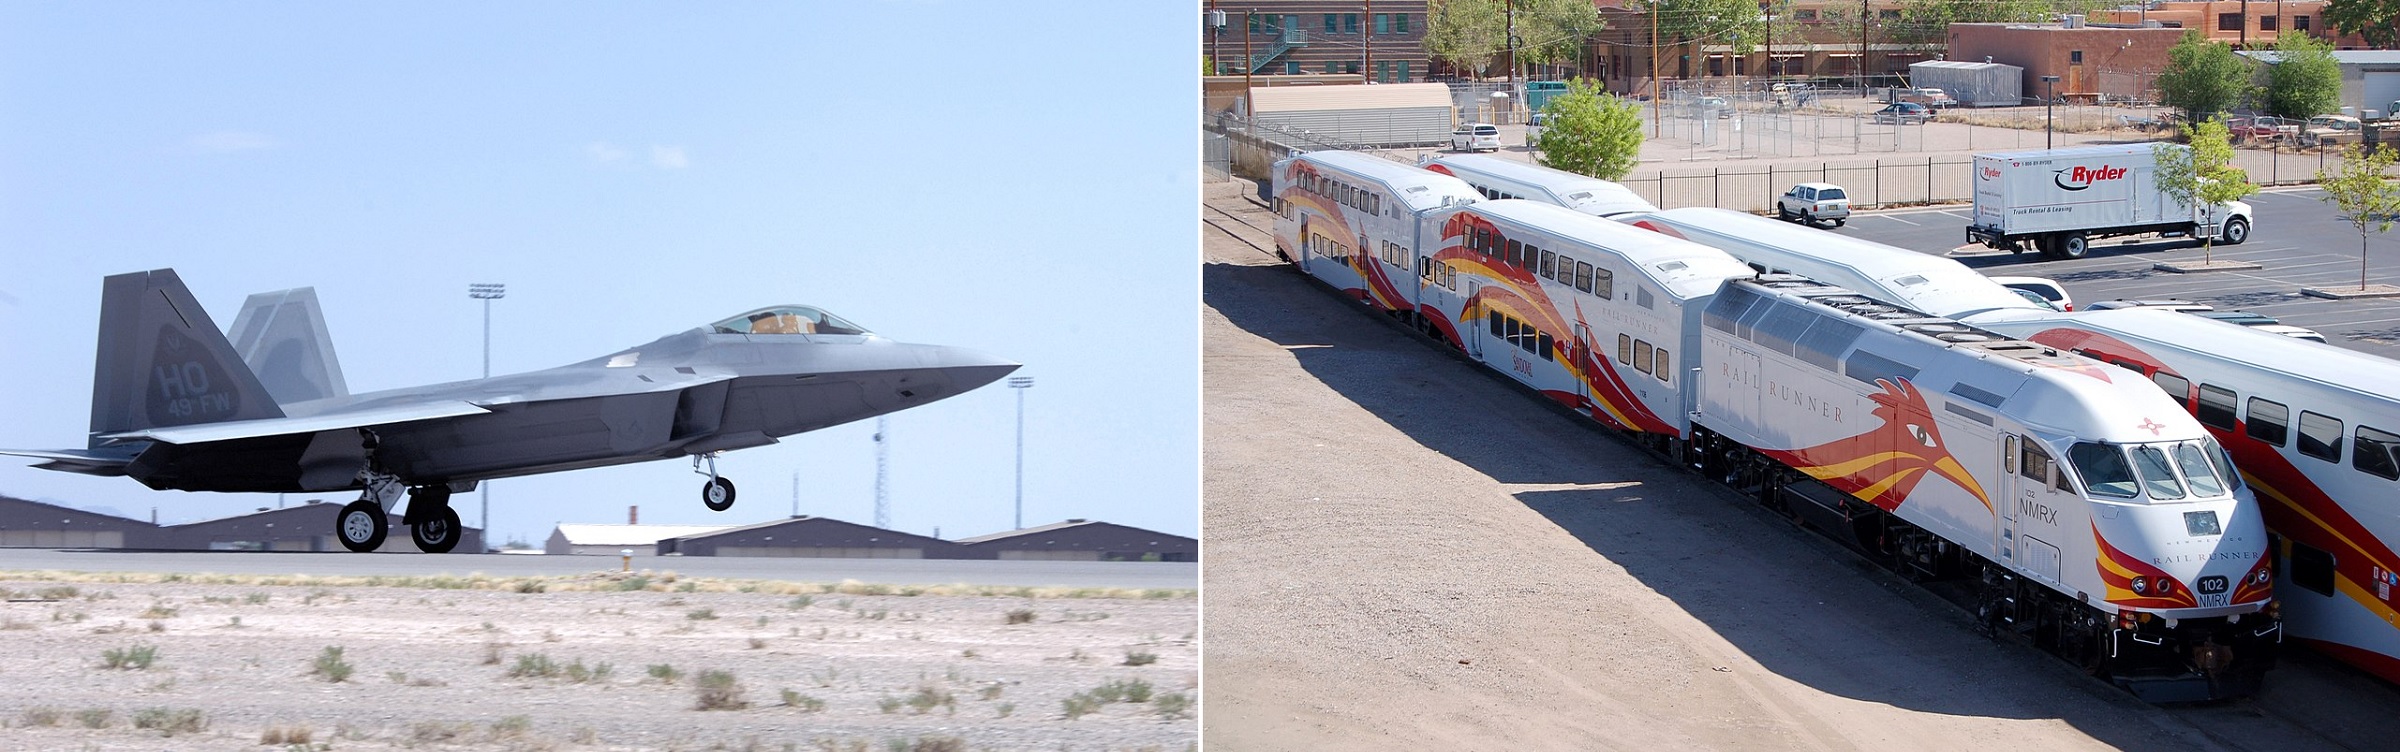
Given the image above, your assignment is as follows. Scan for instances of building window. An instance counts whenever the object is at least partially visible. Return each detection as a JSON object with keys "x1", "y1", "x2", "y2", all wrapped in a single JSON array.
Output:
[
  {"x1": 1325, "y1": 61, "x2": 1339, "y2": 74},
  {"x1": 2296, "y1": 15, "x2": 2312, "y2": 31},
  {"x1": 1377, "y1": 60, "x2": 1391, "y2": 82},
  {"x1": 2218, "y1": 13, "x2": 2242, "y2": 31},
  {"x1": 1345, "y1": 60, "x2": 1359, "y2": 74},
  {"x1": 1375, "y1": 13, "x2": 1389, "y2": 34},
  {"x1": 2070, "y1": 50, "x2": 2083, "y2": 64},
  {"x1": 1285, "y1": 61, "x2": 1300, "y2": 75},
  {"x1": 1396, "y1": 13, "x2": 1409, "y2": 34},
  {"x1": 2261, "y1": 15, "x2": 2279, "y2": 32},
  {"x1": 1795, "y1": 9, "x2": 1817, "y2": 20},
  {"x1": 1324, "y1": 14, "x2": 1338, "y2": 34},
  {"x1": 1399, "y1": 61, "x2": 1411, "y2": 81},
  {"x1": 1265, "y1": 14, "x2": 1282, "y2": 32},
  {"x1": 1344, "y1": 14, "x2": 1359, "y2": 34}
]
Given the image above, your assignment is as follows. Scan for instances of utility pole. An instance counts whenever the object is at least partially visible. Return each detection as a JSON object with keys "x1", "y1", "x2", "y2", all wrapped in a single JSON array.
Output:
[
  {"x1": 1009, "y1": 376, "x2": 1033, "y2": 530},
  {"x1": 1209, "y1": 3, "x2": 1222, "y2": 75},
  {"x1": 1859, "y1": 0, "x2": 1870, "y2": 94},
  {"x1": 1651, "y1": 3, "x2": 1661, "y2": 137},
  {"x1": 467, "y1": 282, "x2": 504, "y2": 548},
  {"x1": 1363, "y1": 0, "x2": 1372, "y2": 81},
  {"x1": 1505, "y1": 0, "x2": 1517, "y2": 123},
  {"x1": 2240, "y1": 0, "x2": 2249, "y2": 48},
  {"x1": 1763, "y1": 1, "x2": 1773, "y2": 82},
  {"x1": 1243, "y1": 10, "x2": 1254, "y2": 92}
]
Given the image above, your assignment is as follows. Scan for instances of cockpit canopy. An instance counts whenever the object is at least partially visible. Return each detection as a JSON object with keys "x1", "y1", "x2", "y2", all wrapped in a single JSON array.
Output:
[{"x1": 710, "y1": 306, "x2": 869, "y2": 336}]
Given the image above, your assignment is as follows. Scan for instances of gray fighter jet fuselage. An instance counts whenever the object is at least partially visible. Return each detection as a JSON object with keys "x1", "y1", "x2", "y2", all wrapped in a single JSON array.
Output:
[{"x1": 5, "y1": 269, "x2": 1020, "y2": 553}]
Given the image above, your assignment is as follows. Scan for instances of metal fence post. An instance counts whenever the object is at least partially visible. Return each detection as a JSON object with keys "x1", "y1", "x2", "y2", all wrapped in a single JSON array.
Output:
[{"x1": 1714, "y1": 167, "x2": 1721, "y2": 209}]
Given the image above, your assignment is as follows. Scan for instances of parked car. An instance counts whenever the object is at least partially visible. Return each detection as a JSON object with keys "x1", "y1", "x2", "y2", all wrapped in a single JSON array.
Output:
[
  {"x1": 1775, "y1": 182, "x2": 1851, "y2": 227},
  {"x1": 2224, "y1": 115, "x2": 2297, "y2": 144},
  {"x1": 2007, "y1": 287, "x2": 2062, "y2": 311},
  {"x1": 1870, "y1": 102, "x2": 1932, "y2": 125},
  {"x1": 1526, "y1": 112, "x2": 1549, "y2": 146},
  {"x1": 1452, "y1": 123, "x2": 1501, "y2": 152},
  {"x1": 1697, "y1": 96, "x2": 1732, "y2": 118},
  {"x1": 2300, "y1": 115, "x2": 2363, "y2": 148},
  {"x1": 1988, "y1": 276, "x2": 2073, "y2": 311},
  {"x1": 1898, "y1": 87, "x2": 1956, "y2": 108},
  {"x1": 2085, "y1": 299, "x2": 2214, "y2": 313},
  {"x1": 2247, "y1": 324, "x2": 2328, "y2": 343}
]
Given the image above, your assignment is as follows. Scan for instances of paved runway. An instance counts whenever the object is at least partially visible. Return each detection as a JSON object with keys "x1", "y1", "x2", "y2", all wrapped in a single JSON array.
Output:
[{"x1": 0, "y1": 549, "x2": 1195, "y2": 590}]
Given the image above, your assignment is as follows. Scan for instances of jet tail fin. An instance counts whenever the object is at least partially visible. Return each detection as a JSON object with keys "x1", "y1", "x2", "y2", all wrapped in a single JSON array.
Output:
[
  {"x1": 88, "y1": 269, "x2": 285, "y2": 447},
  {"x1": 226, "y1": 287, "x2": 350, "y2": 405}
]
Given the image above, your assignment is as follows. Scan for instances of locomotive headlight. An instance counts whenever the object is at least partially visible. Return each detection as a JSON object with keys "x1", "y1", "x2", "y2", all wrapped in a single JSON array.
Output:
[
  {"x1": 2250, "y1": 568, "x2": 2272, "y2": 586},
  {"x1": 2132, "y1": 576, "x2": 2150, "y2": 595},
  {"x1": 2157, "y1": 579, "x2": 2174, "y2": 596}
]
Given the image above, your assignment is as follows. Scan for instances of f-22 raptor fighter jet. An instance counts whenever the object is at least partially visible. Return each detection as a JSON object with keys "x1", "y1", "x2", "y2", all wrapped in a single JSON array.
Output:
[{"x1": 3, "y1": 269, "x2": 1020, "y2": 553}]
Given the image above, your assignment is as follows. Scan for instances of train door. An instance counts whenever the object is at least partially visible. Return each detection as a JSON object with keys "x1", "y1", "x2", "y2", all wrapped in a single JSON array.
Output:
[
  {"x1": 1464, "y1": 280, "x2": 1485, "y2": 359},
  {"x1": 2000, "y1": 434, "x2": 2023, "y2": 569},
  {"x1": 2002, "y1": 433, "x2": 2068, "y2": 583},
  {"x1": 1298, "y1": 218, "x2": 1316, "y2": 274},
  {"x1": 1572, "y1": 323, "x2": 1594, "y2": 413}
]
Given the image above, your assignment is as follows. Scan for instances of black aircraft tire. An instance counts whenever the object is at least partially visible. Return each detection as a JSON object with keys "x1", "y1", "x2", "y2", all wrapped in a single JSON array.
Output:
[
  {"x1": 337, "y1": 501, "x2": 388, "y2": 553},
  {"x1": 411, "y1": 506, "x2": 463, "y2": 554},
  {"x1": 703, "y1": 478, "x2": 737, "y2": 512}
]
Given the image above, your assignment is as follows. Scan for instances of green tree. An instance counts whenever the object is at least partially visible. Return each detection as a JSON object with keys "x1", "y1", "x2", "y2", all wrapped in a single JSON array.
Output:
[
  {"x1": 2324, "y1": 0, "x2": 2400, "y2": 49},
  {"x1": 2152, "y1": 116, "x2": 2259, "y2": 264},
  {"x1": 2154, "y1": 32, "x2": 2250, "y2": 123},
  {"x1": 1425, "y1": 0, "x2": 1606, "y2": 79},
  {"x1": 2259, "y1": 31, "x2": 2342, "y2": 120},
  {"x1": 1887, "y1": 0, "x2": 2054, "y2": 47},
  {"x1": 1535, "y1": 78, "x2": 1644, "y2": 180},
  {"x1": 2315, "y1": 145, "x2": 2400, "y2": 291}
]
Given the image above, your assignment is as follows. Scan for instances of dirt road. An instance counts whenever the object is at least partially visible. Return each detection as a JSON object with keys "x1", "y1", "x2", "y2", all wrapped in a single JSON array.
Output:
[{"x1": 1198, "y1": 190, "x2": 2400, "y2": 751}]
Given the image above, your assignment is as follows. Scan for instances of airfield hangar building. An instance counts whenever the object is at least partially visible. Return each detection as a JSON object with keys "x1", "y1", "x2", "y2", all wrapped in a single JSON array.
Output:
[
  {"x1": 0, "y1": 495, "x2": 162, "y2": 549},
  {"x1": 955, "y1": 519, "x2": 1197, "y2": 562},
  {"x1": 165, "y1": 502, "x2": 485, "y2": 553},
  {"x1": 547, "y1": 524, "x2": 734, "y2": 556},
  {"x1": 657, "y1": 516, "x2": 964, "y2": 559}
]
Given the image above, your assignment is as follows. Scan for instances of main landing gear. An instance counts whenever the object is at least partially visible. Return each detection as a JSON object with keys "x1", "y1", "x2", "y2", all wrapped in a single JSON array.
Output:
[
  {"x1": 333, "y1": 429, "x2": 467, "y2": 553},
  {"x1": 694, "y1": 453, "x2": 737, "y2": 512}
]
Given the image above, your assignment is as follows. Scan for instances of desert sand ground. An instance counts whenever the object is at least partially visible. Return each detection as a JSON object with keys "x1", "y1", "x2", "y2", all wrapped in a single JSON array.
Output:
[
  {"x1": 0, "y1": 570, "x2": 1194, "y2": 751},
  {"x1": 1199, "y1": 188, "x2": 2400, "y2": 751}
]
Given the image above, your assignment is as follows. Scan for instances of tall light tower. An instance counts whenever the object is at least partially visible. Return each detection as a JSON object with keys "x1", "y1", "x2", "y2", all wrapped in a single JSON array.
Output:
[
  {"x1": 1009, "y1": 376, "x2": 1033, "y2": 530},
  {"x1": 467, "y1": 282, "x2": 505, "y2": 547}
]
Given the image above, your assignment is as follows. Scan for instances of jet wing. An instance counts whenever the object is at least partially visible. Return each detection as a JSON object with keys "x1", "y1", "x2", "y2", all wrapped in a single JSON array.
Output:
[{"x1": 98, "y1": 400, "x2": 492, "y2": 445}]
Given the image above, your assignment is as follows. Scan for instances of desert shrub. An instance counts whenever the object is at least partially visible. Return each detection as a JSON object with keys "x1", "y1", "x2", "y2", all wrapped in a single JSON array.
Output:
[
  {"x1": 905, "y1": 686, "x2": 955, "y2": 715},
  {"x1": 616, "y1": 575, "x2": 651, "y2": 592},
  {"x1": 564, "y1": 658, "x2": 613, "y2": 684},
  {"x1": 76, "y1": 708, "x2": 112, "y2": 729},
  {"x1": 508, "y1": 653, "x2": 559, "y2": 679},
  {"x1": 978, "y1": 683, "x2": 1004, "y2": 701},
  {"x1": 786, "y1": 595, "x2": 814, "y2": 609},
  {"x1": 130, "y1": 707, "x2": 205, "y2": 736},
  {"x1": 686, "y1": 608, "x2": 717, "y2": 621},
  {"x1": 1156, "y1": 692, "x2": 1192, "y2": 719},
  {"x1": 262, "y1": 724, "x2": 314, "y2": 744},
  {"x1": 903, "y1": 738, "x2": 967, "y2": 752},
  {"x1": 20, "y1": 707, "x2": 61, "y2": 727},
  {"x1": 1062, "y1": 693, "x2": 1101, "y2": 720},
  {"x1": 780, "y1": 689, "x2": 825, "y2": 712},
  {"x1": 693, "y1": 669, "x2": 748, "y2": 710},
  {"x1": 647, "y1": 663, "x2": 683, "y2": 683},
  {"x1": 488, "y1": 715, "x2": 533, "y2": 740},
  {"x1": 101, "y1": 644, "x2": 158, "y2": 670},
  {"x1": 1123, "y1": 650, "x2": 1158, "y2": 666},
  {"x1": 313, "y1": 646, "x2": 353, "y2": 682},
  {"x1": 1004, "y1": 609, "x2": 1035, "y2": 625}
]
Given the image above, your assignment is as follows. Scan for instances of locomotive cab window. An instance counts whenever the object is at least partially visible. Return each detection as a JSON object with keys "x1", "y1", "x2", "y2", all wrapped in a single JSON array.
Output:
[
  {"x1": 2069, "y1": 442, "x2": 2138, "y2": 499},
  {"x1": 2020, "y1": 444, "x2": 2054, "y2": 483}
]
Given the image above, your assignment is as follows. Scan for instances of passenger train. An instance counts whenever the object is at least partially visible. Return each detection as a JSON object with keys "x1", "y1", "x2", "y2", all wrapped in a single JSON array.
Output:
[
  {"x1": 1270, "y1": 151, "x2": 2281, "y2": 701},
  {"x1": 1418, "y1": 153, "x2": 1659, "y2": 219}
]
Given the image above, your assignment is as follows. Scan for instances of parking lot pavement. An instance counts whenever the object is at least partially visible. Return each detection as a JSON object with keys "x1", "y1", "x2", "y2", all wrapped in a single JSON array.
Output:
[{"x1": 1824, "y1": 187, "x2": 2400, "y2": 360}]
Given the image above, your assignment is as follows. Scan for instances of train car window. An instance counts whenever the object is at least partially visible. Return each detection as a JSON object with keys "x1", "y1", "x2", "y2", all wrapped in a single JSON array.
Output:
[
  {"x1": 2131, "y1": 445, "x2": 2187, "y2": 500},
  {"x1": 1594, "y1": 268, "x2": 1615, "y2": 299},
  {"x1": 1489, "y1": 312, "x2": 1505, "y2": 338},
  {"x1": 2290, "y1": 541, "x2": 2337, "y2": 596},
  {"x1": 1654, "y1": 349, "x2": 1671, "y2": 382},
  {"x1": 1540, "y1": 250, "x2": 1556, "y2": 279},
  {"x1": 2053, "y1": 461, "x2": 2076, "y2": 493},
  {"x1": 1634, "y1": 340, "x2": 1655, "y2": 374},
  {"x1": 2069, "y1": 442, "x2": 2139, "y2": 499},
  {"x1": 2174, "y1": 441, "x2": 2227, "y2": 497},
  {"x1": 2246, "y1": 398, "x2": 2289, "y2": 446},
  {"x1": 1537, "y1": 333, "x2": 1554, "y2": 361},
  {"x1": 2020, "y1": 445, "x2": 2053, "y2": 483},
  {"x1": 2151, "y1": 372, "x2": 2192, "y2": 405},
  {"x1": 2353, "y1": 426, "x2": 2400, "y2": 480},
  {"x1": 1617, "y1": 334, "x2": 1633, "y2": 365},
  {"x1": 1843, "y1": 350, "x2": 1920, "y2": 388},
  {"x1": 2196, "y1": 384, "x2": 2238, "y2": 429},
  {"x1": 1505, "y1": 239, "x2": 1522, "y2": 267},
  {"x1": 1444, "y1": 264, "x2": 1457, "y2": 290},
  {"x1": 1576, "y1": 262, "x2": 1595, "y2": 294},
  {"x1": 2299, "y1": 411, "x2": 2344, "y2": 462},
  {"x1": 1637, "y1": 286, "x2": 1656, "y2": 310}
]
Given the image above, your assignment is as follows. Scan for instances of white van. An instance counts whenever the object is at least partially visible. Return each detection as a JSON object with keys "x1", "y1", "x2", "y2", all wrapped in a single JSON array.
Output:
[{"x1": 1451, "y1": 123, "x2": 1501, "y2": 152}]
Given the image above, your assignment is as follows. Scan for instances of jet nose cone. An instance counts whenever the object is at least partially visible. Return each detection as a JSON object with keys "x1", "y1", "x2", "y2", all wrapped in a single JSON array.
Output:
[{"x1": 925, "y1": 346, "x2": 1021, "y2": 392}]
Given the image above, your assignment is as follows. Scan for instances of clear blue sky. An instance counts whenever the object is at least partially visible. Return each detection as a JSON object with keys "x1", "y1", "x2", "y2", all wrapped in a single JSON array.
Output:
[{"x1": 0, "y1": 3, "x2": 1197, "y2": 545}]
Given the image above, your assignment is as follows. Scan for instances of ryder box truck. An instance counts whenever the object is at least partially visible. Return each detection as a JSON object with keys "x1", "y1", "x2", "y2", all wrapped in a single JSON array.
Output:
[{"x1": 1964, "y1": 143, "x2": 2252, "y2": 260}]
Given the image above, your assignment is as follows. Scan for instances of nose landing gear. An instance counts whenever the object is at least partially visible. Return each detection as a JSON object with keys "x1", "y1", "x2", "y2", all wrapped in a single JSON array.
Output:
[{"x1": 693, "y1": 453, "x2": 737, "y2": 512}]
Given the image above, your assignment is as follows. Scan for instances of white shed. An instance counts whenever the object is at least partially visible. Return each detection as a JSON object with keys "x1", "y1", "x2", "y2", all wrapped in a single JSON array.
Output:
[
  {"x1": 1250, "y1": 83, "x2": 1456, "y2": 147},
  {"x1": 545, "y1": 524, "x2": 733, "y2": 555},
  {"x1": 1910, "y1": 60, "x2": 2023, "y2": 108}
]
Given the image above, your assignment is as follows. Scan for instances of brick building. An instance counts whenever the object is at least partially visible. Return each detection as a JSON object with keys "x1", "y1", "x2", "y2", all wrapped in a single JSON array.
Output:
[
  {"x1": 1947, "y1": 22, "x2": 2188, "y2": 103},
  {"x1": 2087, "y1": 1, "x2": 2371, "y2": 48},
  {"x1": 1206, "y1": 1, "x2": 1430, "y2": 83}
]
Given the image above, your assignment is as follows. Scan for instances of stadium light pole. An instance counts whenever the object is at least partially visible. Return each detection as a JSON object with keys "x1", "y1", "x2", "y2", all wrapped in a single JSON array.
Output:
[
  {"x1": 2041, "y1": 75, "x2": 2061, "y2": 149},
  {"x1": 1009, "y1": 376, "x2": 1033, "y2": 530},
  {"x1": 468, "y1": 282, "x2": 506, "y2": 547}
]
